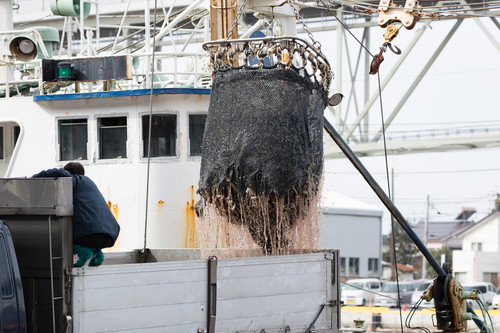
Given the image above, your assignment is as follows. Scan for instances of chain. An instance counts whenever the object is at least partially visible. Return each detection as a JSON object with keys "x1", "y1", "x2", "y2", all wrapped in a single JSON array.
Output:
[
  {"x1": 226, "y1": 0, "x2": 249, "y2": 40},
  {"x1": 285, "y1": 0, "x2": 322, "y2": 51},
  {"x1": 203, "y1": 37, "x2": 332, "y2": 91}
]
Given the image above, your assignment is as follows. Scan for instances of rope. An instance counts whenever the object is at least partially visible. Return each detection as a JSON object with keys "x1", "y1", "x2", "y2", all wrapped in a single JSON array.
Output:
[
  {"x1": 311, "y1": 0, "x2": 407, "y2": 330},
  {"x1": 143, "y1": 0, "x2": 159, "y2": 252},
  {"x1": 374, "y1": 58, "x2": 406, "y2": 333}
]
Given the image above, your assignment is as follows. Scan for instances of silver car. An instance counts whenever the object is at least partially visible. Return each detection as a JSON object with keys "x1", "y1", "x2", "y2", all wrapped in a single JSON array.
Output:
[
  {"x1": 462, "y1": 282, "x2": 497, "y2": 308},
  {"x1": 411, "y1": 279, "x2": 434, "y2": 308},
  {"x1": 374, "y1": 281, "x2": 417, "y2": 308}
]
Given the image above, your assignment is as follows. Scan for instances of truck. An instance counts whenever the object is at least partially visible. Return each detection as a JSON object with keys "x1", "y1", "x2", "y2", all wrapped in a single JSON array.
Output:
[{"x1": 0, "y1": 177, "x2": 341, "y2": 333}]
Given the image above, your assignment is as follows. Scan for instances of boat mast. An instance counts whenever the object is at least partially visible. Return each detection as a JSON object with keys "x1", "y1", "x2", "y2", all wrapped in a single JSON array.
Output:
[
  {"x1": 210, "y1": 0, "x2": 237, "y2": 40},
  {"x1": 0, "y1": 0, "x2": 13, "y2": 83}
]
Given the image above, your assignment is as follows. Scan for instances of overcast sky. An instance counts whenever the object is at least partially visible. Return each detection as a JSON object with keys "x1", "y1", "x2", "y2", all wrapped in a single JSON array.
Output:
[{"x1": 313, "y1": 17, "x2": 500, "y2": 234}]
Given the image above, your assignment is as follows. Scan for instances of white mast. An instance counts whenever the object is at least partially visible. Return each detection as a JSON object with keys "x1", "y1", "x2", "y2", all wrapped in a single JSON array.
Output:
[{"x1": 0, "y1": 0, "x2": 13, "y2": 84}]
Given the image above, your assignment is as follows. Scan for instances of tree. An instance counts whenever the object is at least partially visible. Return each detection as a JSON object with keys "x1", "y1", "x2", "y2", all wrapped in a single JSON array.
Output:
[
  {"x1": 383, "y1": 220, "x2": 418, "y2": 279},
  {"x1": 423, "y1": 247, "x2": 452, "y2": 279}
]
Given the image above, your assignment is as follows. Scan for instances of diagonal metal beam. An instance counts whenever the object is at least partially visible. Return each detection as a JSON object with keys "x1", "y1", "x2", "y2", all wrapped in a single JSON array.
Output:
[
  {"x1": 372, "y1": 19, "x2": 463, "y2": 142},
  {"x1": 341, "y1": 20, "x2": 431, "y2": 141},
  {"x1": 474, "y1": 16, "x2": 500, "y2": 52}
]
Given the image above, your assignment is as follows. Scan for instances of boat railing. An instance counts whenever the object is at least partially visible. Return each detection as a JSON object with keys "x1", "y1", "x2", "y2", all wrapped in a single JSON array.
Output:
[{"x1": 0, "y1": 48, "x2": 211, "y2": 97}]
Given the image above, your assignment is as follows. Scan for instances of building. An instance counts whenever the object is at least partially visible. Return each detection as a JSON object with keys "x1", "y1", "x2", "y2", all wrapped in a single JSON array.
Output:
[
  {"x1": 320, "y1": 192, "x2": 384, "y2": 280},
  {"x1": 381, "y1": 261, "x2": 417, "y2": 281},
  {"x1": 409, "y1": 209, "x2": 476, "y2": 279},
  {"x1": 412, "y1": 208, "x2": 476, "y2": 250},
  {"x1": 453, "y1": 211, "x2": 500, "y2": 285}
]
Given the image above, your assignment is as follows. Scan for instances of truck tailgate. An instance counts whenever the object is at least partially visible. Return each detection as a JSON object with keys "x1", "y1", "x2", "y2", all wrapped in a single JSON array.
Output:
[{"x1": 71, "y1": 252, "x2": 339, "y2": 332}]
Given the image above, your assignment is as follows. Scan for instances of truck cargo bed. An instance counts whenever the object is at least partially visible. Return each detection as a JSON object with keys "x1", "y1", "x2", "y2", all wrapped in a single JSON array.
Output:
[{"x1": 71, "y1": 251, "x2": 339, "y2": 333}]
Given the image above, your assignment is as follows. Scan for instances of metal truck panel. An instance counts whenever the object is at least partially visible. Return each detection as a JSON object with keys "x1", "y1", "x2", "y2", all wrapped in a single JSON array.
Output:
[
  {"x1": 0, "y1": 178, "x2": 73, "y2": 216},
  {"x1": 71, "y1": 252, "x2": 338, "y2": 333}
]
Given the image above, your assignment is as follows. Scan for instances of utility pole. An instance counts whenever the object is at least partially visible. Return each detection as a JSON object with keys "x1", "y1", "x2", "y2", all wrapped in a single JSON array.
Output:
[
  {"x1": 422, "y1": 195, "x2": 430, "y2": 279},
  {"x1": 390, "y1": 168, "x2": 396, "y2": 281}
]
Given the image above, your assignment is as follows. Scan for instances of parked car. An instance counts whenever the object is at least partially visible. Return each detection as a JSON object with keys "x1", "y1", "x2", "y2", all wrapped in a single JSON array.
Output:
[
  {"x1": 374, "y1": 281, "x2": 418, "y2": 308},
  {"x1": 341, "y1": 278, "x2": 383, "y2": 306},
  {"x1": 462, "y1": 282, "x2": 497, "y2": 308},
  {"x1": 411, "y1": 279, "x2": 434, "y2": 308},
  {"x1": 492, "y1": 289, "x2": 500, "y2": 309}
]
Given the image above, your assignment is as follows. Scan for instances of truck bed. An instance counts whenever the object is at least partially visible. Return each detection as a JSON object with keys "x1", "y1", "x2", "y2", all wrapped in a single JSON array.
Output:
[{"x1": 71, "y1": 252, "x2": 339, "y2": 333}]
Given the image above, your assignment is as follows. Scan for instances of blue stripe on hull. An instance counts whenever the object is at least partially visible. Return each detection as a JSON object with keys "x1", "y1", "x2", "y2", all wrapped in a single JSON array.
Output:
[{"x1": 33, "y1": 88, "x2": 211, "y2": 101}]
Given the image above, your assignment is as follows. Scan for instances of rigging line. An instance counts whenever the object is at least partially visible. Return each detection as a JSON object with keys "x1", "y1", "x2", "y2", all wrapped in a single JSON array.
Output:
[
  {"x1": 143, "y1": 0, "x2": 159, "y2": 252},
  {"x1": 101, "y1": 9, "x2": 208, "y2": 53},
  {"x1": 330, "y1": 1, "x2": 500, "y2": 19},
  {"x1": 326, "y1": 168, "x2": 500, "y2": 175},
  {"x1": 316, "y1": 0, "x2": 375, "y2": 57},
  {"x1": 117, "y1": 11, "x2": 209, "y2": 54},
  {"x1": 425, "y1": 4, "x2": 500, "y2": 12},
  {"x1": 376, "y1": 70, "x2": 405, "y2": 333},
  {"x1": 332, "y1": 0, "x2": 500, "y2": 12}
]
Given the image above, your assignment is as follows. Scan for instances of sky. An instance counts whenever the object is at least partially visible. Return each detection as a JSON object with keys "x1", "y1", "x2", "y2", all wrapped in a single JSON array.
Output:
[{"x1": 311, "y1": 16, "x2": 500, "y2": 234}]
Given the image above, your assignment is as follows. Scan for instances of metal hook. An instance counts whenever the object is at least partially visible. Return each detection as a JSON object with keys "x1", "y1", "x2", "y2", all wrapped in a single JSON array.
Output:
[{"x1": 387, "y1": 43, "x2": 402, "y2": 55}]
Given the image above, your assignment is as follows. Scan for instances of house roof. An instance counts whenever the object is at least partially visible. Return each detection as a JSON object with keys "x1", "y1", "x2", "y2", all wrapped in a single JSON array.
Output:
[
  {"x1": 381, "y1": 261, "x2": 416, "y2": 272},
  {"x1": 321, "y1": 192, "x2": 384, "y2": 217},
  {"x1": 412, "y1": 220, "x2": 474, "y2": 242},
  {"x1": 455, "y1": 210, "x2": 500, "y2": 238}
]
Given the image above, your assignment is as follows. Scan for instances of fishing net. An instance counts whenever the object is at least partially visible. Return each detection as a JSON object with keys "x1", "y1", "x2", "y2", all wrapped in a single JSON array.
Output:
[{"x1": 197, "y1": 37, "x2": 332, "y2": 255}]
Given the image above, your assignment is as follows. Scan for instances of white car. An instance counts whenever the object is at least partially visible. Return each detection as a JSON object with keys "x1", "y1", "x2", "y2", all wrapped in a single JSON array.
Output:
[
  {"x1": 491, "y1": 289, "x2": 500, "y2": 309},
  {"x1": 411, "y1": 279, "x2": 434, "y2": 308},
  {"x1": 341, "y1": 278, "x2": 383, "y2": 306},
  {"x1": 462, "y1": 282, "x2": 497, "y2": 308}
]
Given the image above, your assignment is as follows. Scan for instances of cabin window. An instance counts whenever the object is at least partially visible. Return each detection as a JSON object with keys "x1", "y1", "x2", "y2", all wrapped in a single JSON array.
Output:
[
  {"x1": 13, "y1": 125, "x2": 20, "y2": 146},
  {"x1": 189, "y1": 114, "x2": 207, "y2": 156},
  {"x1": 368, "y1": 258, "x2": 378, "y2": 275},
  {"x1": 0, "y1": 235, "x2": 14, "y2": 298},
  {"x1": 142, "y1": 114, "x2": 177, "y2": 157},
  {"x1": 98, "y1": 117, "x2": 127, "y2": 159},
  {"x1": 58, "y1": 119, "x2": 88, "y2": 161},
  {"x1": 349, "y1": 257, "x2": 359, "y2": 276},
  {"x1": 0, "y1": 127, "x2": 3, "y2": 159}
]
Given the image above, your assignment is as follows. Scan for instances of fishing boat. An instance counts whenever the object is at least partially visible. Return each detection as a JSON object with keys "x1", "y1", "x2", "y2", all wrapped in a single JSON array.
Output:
[{"x1": 1, "y1": 0, "x2": 499, "y2": 253}]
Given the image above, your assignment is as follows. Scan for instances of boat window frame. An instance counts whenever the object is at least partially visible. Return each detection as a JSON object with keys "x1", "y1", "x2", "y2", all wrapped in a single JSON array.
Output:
[
  {"x1": 97, "y1": 115, "x2": 128, "y2": 160},
  {"x1": 57, "y1": 117, "x2": 89, "y2": 162},
  {"x1": 140, "y1": 112, "x2": 179, "y2": 159},
  {"x1": 188, "y1": 113, "x2": 207, "y2": 157}
]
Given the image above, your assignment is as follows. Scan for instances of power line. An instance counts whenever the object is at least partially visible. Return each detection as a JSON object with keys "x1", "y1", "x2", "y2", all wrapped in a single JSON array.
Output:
[{"x1": 326, "y1": 168, "x2": 500, "y2": 175}]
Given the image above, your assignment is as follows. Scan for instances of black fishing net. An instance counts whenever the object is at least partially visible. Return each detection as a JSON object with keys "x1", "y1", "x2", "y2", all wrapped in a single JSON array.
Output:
[{"x1": 198, "y1": 67, "x2": 327, "y2": 254}]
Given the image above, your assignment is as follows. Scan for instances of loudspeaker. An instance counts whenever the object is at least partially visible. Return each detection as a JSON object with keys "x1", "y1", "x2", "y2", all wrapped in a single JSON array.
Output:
[{"x1": 9, "y1": 36, "x2": 37, "y2": 61}]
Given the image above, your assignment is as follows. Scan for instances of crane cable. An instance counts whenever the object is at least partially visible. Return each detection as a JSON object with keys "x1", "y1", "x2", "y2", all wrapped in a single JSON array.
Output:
[
  {"x1": 143, "y1": 0, "x2": 160, "y2": 253},
  {"x1": 315, "y1": 1, "x2": 407, "y2": 332}
]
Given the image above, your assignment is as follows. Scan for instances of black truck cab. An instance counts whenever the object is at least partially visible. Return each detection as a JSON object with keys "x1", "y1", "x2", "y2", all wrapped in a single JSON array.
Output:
[
  {"x1": 0, "y1": 220, "x2": 27, "y2": 332},
  {"x1": 0, "y1": 178, "x2": 73, "y2": 333}
]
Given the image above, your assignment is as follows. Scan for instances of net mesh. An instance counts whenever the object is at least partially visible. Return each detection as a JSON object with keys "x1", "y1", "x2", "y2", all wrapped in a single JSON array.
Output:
[{"x1": 197, "y1": 67, "x2": 326, "y2": 255}]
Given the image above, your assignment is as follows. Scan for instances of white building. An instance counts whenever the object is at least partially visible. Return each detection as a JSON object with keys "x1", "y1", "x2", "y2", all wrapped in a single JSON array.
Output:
[
  {"x1": 320, "y1": 192, "x2": 384, "y2": 279},
  {"x1": 453, "y1": 211, "x2": 500, "y2": 285}
]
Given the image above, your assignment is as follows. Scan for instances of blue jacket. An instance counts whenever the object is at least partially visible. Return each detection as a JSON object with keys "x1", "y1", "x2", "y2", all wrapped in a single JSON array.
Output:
[{"x1": 33, "y1": 168, "x2": 120, "y2": 245}]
